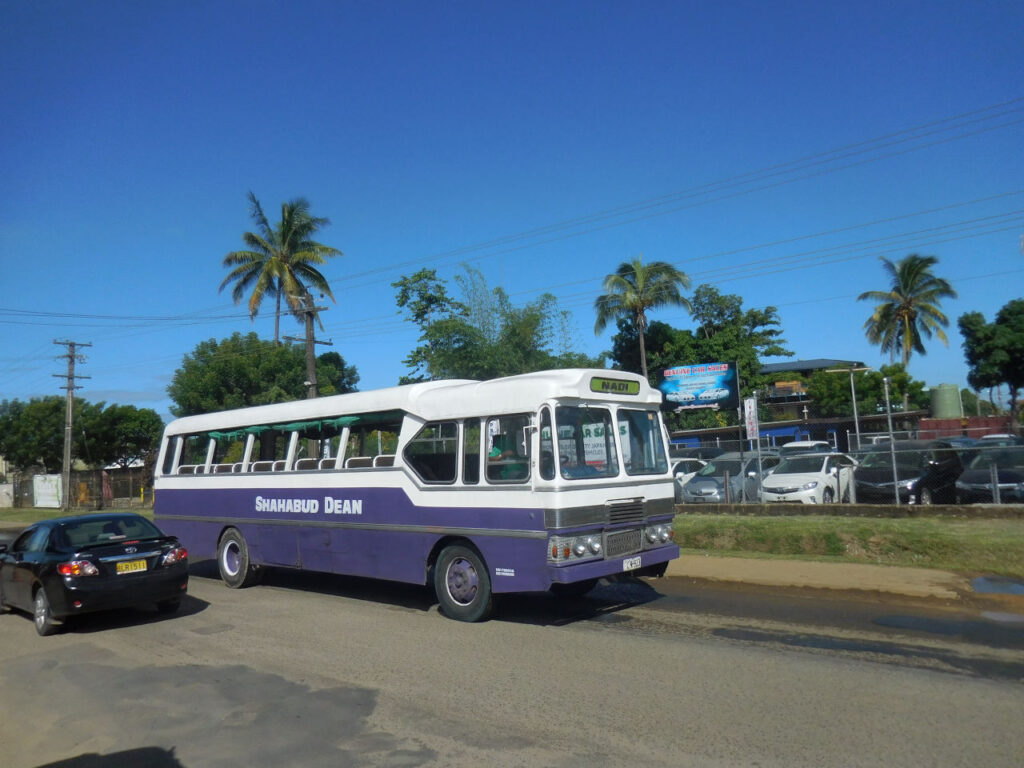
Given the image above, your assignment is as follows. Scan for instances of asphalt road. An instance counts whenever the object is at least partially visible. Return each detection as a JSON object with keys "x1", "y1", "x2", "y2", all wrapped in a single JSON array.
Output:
[{"x1": 1, "y1": 563, "x2": 1023, "y2": 768}]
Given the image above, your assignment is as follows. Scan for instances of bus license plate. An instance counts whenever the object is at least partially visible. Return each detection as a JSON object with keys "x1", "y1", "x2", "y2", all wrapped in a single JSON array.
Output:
[
  {"x1": 116, "y1": 560, "x2": 147, "y2": 574},
  {"x1": 623, "y1": 556, "x2": 642, "y2": 572}
]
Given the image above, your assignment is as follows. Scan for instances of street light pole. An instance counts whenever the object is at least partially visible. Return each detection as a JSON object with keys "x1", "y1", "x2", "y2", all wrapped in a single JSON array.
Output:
[
  {"x1": 826, "y1": 366, "x2": 871, "y2": 451},
  {"x1": 883, "y1": 376, "x2": 900, "y2": 506}
]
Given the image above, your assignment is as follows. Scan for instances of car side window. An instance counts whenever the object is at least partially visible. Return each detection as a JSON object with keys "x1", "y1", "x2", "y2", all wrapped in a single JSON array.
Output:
[
  {"x1": 17, "y1": 527, "x2": 50, "y2": 553},
  {"x1": 11, "y1": 529, "x2": 36, "y2": 552}
]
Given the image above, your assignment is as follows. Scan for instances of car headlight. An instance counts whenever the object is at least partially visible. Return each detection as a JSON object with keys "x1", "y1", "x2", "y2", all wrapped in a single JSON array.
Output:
[
  {"x1": 955, "y1": 480, "x2": 967, "y2": 489},
  {"x1": 897, "y1": 479, "x2": 915, "y2": 489},
  {"x1": 800, "y1": 482, "x2": 818, "y2": 491}
]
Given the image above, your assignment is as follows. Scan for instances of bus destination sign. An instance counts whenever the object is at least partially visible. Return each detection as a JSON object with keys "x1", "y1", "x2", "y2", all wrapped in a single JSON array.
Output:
[{"x1": 589, "y1": 377, "x2": 640, "y2": 396}]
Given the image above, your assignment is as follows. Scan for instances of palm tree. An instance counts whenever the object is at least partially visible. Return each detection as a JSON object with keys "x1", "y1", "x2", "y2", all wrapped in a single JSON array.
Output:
[
  {"x1": 857, "y1": 253, "x2": 957, "y2": 367},
  {"x1": 594, "y1": 256, "x2": 692, "y2": 379},
  {"x1": 220, "y1": 192, "x2": 343, "y2": 342}
]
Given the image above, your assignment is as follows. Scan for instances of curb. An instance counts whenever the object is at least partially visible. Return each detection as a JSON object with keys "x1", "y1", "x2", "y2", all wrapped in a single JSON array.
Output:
[{"x1": 666, "y1": 553, "x2": 969, "y2": 600}]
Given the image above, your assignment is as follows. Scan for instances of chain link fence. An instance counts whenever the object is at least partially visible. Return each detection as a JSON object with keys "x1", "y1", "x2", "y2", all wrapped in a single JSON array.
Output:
[{"x1": 3, "y1": 468, "x2": 153, "y2": 509}]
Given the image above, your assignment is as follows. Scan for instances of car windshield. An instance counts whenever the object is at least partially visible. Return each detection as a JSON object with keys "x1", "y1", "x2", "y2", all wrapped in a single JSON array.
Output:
[
  {"x1": 968, "y1": 448, "x2": 1024, "y2": 470},
  {"x1": 775, "y1": 456, "x2": 828, "y2": 474},
  {"x1": 697, "y1": 459, "x2": 741, "y2": 478},
  {"x1": 55, "y1": 516, "x2": 164, "y2": 549},
  {"x1": 860, "y1": 448, "x2": 924, "y2": 470}
]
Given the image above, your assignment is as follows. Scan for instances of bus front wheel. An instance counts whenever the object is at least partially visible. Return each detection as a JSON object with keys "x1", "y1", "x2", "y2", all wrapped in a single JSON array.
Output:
[
  {"x1": 218, "y1": 529, "x2": 262, "y2": 589},
  {"x1": 435, "y1": 545, "x2": 493, "y2": 622}
]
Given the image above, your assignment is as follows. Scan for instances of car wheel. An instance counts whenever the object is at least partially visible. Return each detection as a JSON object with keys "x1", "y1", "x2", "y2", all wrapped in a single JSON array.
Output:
[
  {"x1": 919, "y1": 487, "x2": 933, "y2": 506},
  {"x1": 434, "y1": 544, "x2": 493, "y2": 622},
  {"x1": 822, "y1": 487, "x2": 835, "y2": 504},
  {"x1": 33, "y1": 587, "x2": 63, "y2": 637},
  {"x1": 218, "y1": 528, "x2": 262, "y2": 589},
  {"x1": 156, "y1": 598, "x2": 182, "y2": 614},
  {"x1": 550, "y1": 579, "x2": 599, "y2": 598}
]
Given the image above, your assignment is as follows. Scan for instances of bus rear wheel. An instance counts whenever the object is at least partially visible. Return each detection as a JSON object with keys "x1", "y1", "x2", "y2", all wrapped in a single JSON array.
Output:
[
  {"x1": 218, "y1": 529, "x2": 262, "y2": 589},
  {"x1": 435, "y1": 545, "x2": 493, "y2": 622}
]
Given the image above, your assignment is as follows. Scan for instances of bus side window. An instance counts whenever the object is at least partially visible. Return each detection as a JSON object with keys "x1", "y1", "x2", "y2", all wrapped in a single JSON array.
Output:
[
  {"x1": 486, "y1": 415, "x2": 530, "y2": 484},
  {"x1": 463, "y1": 419, "x2": 480, "y2": 484},
  {"x1": 161, "y1": 437, "x2": 179, "y2": 475},
  {"x1": 539, "y1": 408, "x2": 555, "y2": 480},
  {"x1": 404, "y1": 422, "x2": 458, "y2": 484}
]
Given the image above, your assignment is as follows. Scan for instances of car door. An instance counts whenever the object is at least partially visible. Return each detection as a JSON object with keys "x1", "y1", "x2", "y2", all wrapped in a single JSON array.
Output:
[
  {"x1": 1, "y1": 526, "x2": 49, "y2": 611},
  {"x1": 929, "y1": 445, "x2": 962, "y2": 501}
]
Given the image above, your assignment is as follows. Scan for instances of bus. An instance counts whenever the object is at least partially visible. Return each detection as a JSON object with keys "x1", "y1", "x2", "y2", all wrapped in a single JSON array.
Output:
[{"x1": 153, "y1": 369, "x2": 679, "y2": 621}]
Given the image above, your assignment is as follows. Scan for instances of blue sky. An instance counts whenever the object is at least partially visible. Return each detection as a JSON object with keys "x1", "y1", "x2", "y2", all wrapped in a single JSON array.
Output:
[{"x1": 2, "y1": 1, "x2": 1022, "y2": 420}]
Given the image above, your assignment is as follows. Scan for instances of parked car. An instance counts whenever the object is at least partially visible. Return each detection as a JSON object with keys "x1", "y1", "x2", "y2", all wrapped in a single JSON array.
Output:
[
  {"x1": 0, "y1": 513, "x2": 188, "y2": 636},
  {"x1": 761, "y1": 453, "x2": 858, "y2": 504},
  {"x1": 955, "y1": 446, "x2": 1024, "y2": 504},
  {"x1": 672, "y1": 458, "x2": 707, "y2": 502},
  {"x1": 680, "y1": 452, "x2": 780, "y2": 503},
  {"x1": 853, "y1": 440, "x2": 964, "y2": 505},
  {"x1": 778, "y1": 440, "x2": 834, "y2": 458}
]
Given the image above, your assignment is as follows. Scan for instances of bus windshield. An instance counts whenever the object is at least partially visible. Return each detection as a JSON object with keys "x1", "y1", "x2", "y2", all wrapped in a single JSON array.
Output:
[{"x1": 556, "y1": 405, "x2": 619, "y2": 479}]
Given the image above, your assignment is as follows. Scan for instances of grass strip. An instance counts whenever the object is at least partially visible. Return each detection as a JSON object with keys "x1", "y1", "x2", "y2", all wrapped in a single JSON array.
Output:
[{"x1": 674, "y1": 513, "x2": 1024, "y2": 578}]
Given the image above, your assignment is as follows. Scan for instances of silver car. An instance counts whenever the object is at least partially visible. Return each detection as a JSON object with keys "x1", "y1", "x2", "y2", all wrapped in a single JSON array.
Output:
[{"x1": 680, "y1": 452, "x2": 779, "y2": 503}]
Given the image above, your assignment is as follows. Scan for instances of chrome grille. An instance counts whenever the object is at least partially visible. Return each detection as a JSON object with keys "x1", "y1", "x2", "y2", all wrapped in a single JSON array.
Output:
[
  {"x1": 606, "y1": 500, "x2": 644, "y2": 525},
  {"x1": 605, "y1": 529, "x2": 642, "y2": 558}
]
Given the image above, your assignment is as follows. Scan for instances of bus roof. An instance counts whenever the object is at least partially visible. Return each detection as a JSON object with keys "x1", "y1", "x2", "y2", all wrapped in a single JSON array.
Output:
[{"x1": 162, "y1": 368, "x2": 662, "y2": 436}]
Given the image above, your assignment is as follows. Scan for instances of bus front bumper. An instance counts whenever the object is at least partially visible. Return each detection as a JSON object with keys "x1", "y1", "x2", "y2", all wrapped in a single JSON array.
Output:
[{"x1": 547, "y1": 544, "x2": 679, "y2": 585}]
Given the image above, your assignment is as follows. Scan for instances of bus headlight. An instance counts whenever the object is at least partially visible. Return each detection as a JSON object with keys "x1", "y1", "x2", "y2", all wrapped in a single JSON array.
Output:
[
  {"x1": 644, "y1": 523, "x2": 673, "y2": 548},
  {"x1": 548, "y1": 534, "x2": 604, "y2": 564}
]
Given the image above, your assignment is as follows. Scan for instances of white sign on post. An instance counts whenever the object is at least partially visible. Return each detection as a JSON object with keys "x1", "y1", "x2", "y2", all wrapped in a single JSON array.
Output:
[{"x1": 744, "y1": 397, "x2": 759, "y2": 441}]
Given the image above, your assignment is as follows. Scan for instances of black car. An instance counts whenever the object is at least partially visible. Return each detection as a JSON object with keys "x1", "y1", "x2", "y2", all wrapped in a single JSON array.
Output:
[
  {"x1": 853, "y1": 440, "x2": 964, "y2": 505},
  {"x1": 0, "y1": 512, "x2": 188, "y2": 636},
  {"x1": 955, "y1": 447, "x2": 1024, "y2": 504}
]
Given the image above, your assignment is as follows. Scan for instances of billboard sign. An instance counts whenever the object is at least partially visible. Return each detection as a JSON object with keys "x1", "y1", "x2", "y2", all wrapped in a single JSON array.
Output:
[{"x1": 660, "y1": 362, "x2": 739, "y2": 411}]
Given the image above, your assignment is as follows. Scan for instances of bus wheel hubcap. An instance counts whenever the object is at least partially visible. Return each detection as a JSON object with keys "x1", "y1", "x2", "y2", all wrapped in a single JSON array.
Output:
[
  {"x1": 447, "y1": 558, "x2": 478, "y2": 605},
  {"x1": 224, "y1": 544, "x2": 239, "y2": 575}
]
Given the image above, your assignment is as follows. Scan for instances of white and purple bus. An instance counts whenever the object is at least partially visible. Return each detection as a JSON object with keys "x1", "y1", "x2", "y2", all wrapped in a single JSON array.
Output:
[{"x1": 153, "y1": 369, "x2": 678, "y2": 621}]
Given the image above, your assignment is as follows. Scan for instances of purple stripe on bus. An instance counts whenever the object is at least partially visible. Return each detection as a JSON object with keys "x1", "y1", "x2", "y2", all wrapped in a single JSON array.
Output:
[{"x1": 155, "y1": 486, "x2": 676, "y2": 593}]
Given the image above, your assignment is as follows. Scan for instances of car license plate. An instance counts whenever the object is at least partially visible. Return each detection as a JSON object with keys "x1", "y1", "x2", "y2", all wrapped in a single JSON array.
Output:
[
  {"x1": 116, "y1": 560, "x2": 147, "y2": 574},
  {"x1": 623, "y1": 556, "x2": 642, "y2": 571}
]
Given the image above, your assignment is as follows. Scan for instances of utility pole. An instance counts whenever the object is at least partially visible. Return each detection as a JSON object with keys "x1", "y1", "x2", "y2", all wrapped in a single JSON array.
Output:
[
  {"x1": 53, "y1": 340, "x2": 91, "y2": 510},
  {"x1": 283, "y1": 291, "x2": 332, "y2": 399}
]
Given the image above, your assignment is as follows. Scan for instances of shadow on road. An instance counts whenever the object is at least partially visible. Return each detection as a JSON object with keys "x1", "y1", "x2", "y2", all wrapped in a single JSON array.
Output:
[
  {"x1": 187, "y1": 558, "x2": 668, "y2": 626},
  {"x1": 36, "y1": 746, "x2": 184, "y2": 768}
]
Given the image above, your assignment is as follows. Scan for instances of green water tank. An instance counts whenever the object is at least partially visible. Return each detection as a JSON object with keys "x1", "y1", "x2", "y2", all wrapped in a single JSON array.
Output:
[{"x1": 930, "y1": 383, "x2": 963, "y2": 419}]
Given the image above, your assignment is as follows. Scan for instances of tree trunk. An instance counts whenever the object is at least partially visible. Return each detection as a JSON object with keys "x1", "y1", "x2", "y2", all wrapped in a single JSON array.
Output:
[{"x1": 637, "y1": 321, "x2": 648, "y2": 380}]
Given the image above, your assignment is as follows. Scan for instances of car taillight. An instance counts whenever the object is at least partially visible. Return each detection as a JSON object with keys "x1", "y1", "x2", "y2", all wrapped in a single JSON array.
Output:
[
  {"x1": 58, "y1": 560, "x2": 99, "y2": 577},
  {"x1": 161, "y1": 546, "x2": 188, "y2": 565}
]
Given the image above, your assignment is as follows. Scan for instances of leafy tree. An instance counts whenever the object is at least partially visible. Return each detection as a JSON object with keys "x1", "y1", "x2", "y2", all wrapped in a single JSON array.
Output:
[
  {"x1": 168, "y1": 332, "x2": 359, "y2": 417},
  {"x1": 594, "y1": 256, "x2": 692, "y2": 379},
  {"x1": 0, "y1": 398, "x2": 162, "y2": 473},
  {"x1": 78, "y1": 404, "x2": 165, "y2": 469},
  {"x1": 959, "y1": 299, "x2": 1024, "y2": 432},
  {"x1": 960, "y1": 388, "x2": 1000, "y2": 418},
  {"x1": 220, "y1": 192, "x2": 343, "y2": 343},
  {"x1": 857, "y1": 254, "x2": 957, "y2": 367},
  {"x1": 394, "y1": 266, "x2": 603, "y2": 382},
  {"x1": 0, "y1": 397, "x2": 68, "y2": 472},
  {"x1": 805, "y1": 364, "x2": 927, "y2": 418}
]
